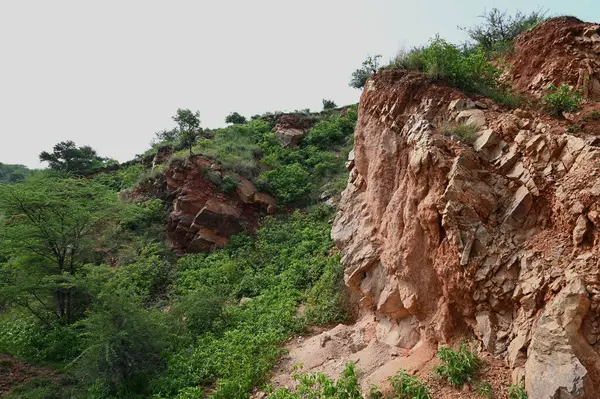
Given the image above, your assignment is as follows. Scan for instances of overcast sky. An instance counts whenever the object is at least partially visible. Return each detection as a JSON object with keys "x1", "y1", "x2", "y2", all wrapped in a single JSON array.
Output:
[{"x1": 1, "y1": 1, "x2": 598, "y2": 168}]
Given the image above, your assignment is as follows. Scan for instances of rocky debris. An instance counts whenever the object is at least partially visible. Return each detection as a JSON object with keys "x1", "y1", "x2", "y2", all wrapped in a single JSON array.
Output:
[
  {"x1": 525, "y1": 279, "x2": 600, "y2": 398},
  {"x1": 163, "y1": 157, "x2": 276, "y2": 253},
  {"x1": 456, "y1": 109, "x2": 486, "y2": 129},
  {"x1": 329, "y1": 58, "x2": 600, "y2": 397},
  {"x1": 151, "y1": 145, "x2": 173, "y2": 167},
  {"x1": 509, "y1": 17, "x2": 600, "y2": 99}
]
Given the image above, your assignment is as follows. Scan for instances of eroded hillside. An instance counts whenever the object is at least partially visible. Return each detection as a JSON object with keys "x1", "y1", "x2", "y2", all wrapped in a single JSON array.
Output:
[{"x1": 270, "y1": 17, "x2": 600, "y2": 399}]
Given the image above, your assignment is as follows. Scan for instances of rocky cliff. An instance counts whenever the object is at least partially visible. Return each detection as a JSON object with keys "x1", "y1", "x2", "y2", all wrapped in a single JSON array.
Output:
[
  {"x1": 279, "y1": 17, "x2": 600, "y2": 398},
  {"x1": 165, "y1": 157, "x2": 276, "y2": 253}
]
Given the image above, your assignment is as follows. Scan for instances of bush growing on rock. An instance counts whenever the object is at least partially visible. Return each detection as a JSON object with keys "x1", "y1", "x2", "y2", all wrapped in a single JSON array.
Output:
[
  {"x1": 421, "y1": 36, "x2": 500, "y2": 94},
  {"x1": 349, "y1": 55, "x2": 381, "y2": 89},
  {"x1": 461, "y1": 8, "x2": 547, "y2": 54},
  {"x1": 433, "y1": 343, "x2": 483, "y2": 387},
  {"x1": 506, "y1": 382, "x2": 528, "y2": 399},
  {"x1": 322, "y1": 99, "x2": 337, "y2": 110},
  {"x1": 543, "y1": 84, "x2": 582, "y2": 117}
]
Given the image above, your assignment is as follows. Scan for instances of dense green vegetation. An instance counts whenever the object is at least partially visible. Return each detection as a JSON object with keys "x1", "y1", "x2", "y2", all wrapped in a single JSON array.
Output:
[
  {"x1": 0, "y1": 100, "x2": 356, "y2": 398},
  {"x1": 1, "y1": 8, "x2": 550, "y2": 398},
  {"x1": 351, "y1": 8, "x2": 546, "y2": 109},
  {"x1": 39, "y1": 141, "x2": 114, "y2": 175},
  {"x1": 150, "y1": 106, "x2": 357, "y2": 205},
  {"x1": 0, "y1": 165, "x2": 347, "y2": 398},
  {"x1": 0, "y1": 163, "x2": 30, "y2": 183}
]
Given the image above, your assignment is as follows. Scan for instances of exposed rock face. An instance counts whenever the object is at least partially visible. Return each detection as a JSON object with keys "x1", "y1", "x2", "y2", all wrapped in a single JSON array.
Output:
[
  {"x1": 332, "y1": 52, "x2": 600, "y2": 396},
  {"x1": 273, "y1": 114, "x2": 317, "y2": 147},
  {"x1": 509, "y1": 17, "x2": 600, "y2": 99},
  {"x1": 165, "y1": 157, "x2": 275, "y2": 253}
]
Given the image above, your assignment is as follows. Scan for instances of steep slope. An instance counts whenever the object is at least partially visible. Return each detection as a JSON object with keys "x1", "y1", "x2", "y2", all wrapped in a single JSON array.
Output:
[{"x1": 272, "y1": 17, "x2": 600, "y2": 399}]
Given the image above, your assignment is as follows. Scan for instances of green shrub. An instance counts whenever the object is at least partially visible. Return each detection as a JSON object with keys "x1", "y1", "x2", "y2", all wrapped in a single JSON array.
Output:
[
  {"x1": 93, "y1": 164, "x2": 146, "y2": 191},
  {"x1": 441, "y1": 122, "x2": 478, "y2": 143},
  {"x1": 225, "y1": 112, "x2": 247, "y2": 125},
  {"x1": 204, "y1": 169, "x2": 222, "y2": 186},
  {"x1": 304, "y1": 258, "x2": 347, "y2": 325},
  {"x1": 221, "y1": 175, "x2": 238, "y2": 193},
  {"x1": 461, "y1": 8, "x2": 547, "y2": 54},
  {"x1": 389, "y1": 47, "x2": 425, "y2": 71},
  {"x1": 349, "y1": 55, "x2": 381, "y2": 89},
  {"x1": 322, "y1": 99, "x2": 337, "y2": 110},
  {"x1": 476, "y1": 85, "x2": 525, "y2": 109},
  {"x1": 261, "y1": 163, "x2": 313, "y2": 205},
  {"x1": 421, "y1": 37, "x2": 500, "y2": 94},
  {"x1": 0, "y1": 314, "x2": 79, "y2": 364},
  {"x1": 268, "y1": 362, "x2": 363, "y2": 398},
  {"x1": 477, "y1": 381, "x2": 493, "y2": 398},
  {"x1": 74, "y1": 286, "x2": 168, "y2": 397},
  {"x1": 433, "y1": 343, "x2": 483, "y2": 387},
  {"x1": 543, "y1": 84, "x2": 582, "y2": 117},
  {"x1": 568, "y1": 124, "x2": 583, "y2": 133},
  {"x1": 389, "y1": 370, "x2": 431, "y2": 399},
  {"x1": 506, "y1": 383, "x2": 527, "y2": 399}
]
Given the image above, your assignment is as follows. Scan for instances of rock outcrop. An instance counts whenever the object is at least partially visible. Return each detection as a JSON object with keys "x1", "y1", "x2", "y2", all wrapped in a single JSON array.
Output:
[
  {"x1": 165, "y1": 157, "x2": 275, "y2": 253},
  {"x1": 327, "y1": 17, "x2": 600, "y2": 398},
  {"x1": 509, "y1": 17, "x2": 600, "y2": 99},
  {"x1": 274, "y1": 113, "x2": 318, "y2": 147}
]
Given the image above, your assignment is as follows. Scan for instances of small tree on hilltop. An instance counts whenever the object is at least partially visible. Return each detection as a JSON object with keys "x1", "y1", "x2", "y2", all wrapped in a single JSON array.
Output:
[
  {"x1": 322, "y1": 99, "x2": 337, "y2": 110},
  {"x1": 173, "y1": 108, "x2": 202, "y2": 156},
  {"x1": 225, "y1": 112, "x2": 247, "y2": 125},
  {"x1": 39, "y1": 140, "x2": 106, "y2": 175},
  {"x1": 349, "y1": 54, "x2": 381, "y2": 89},
  {"x1": 461, "y1": 8, "x2": 547, "y2": 53}
]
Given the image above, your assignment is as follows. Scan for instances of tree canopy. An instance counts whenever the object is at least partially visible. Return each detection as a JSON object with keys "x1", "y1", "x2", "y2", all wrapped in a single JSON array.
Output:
[
  {"x1": 39, "y1": 141, "x2": 107, "y2": 175},
  {"x1": 225, "y1": 112, "x2": 247, "y2": 125},
  {"x1": 0, "y1": 174, "x2": 120, "y2": 324}
]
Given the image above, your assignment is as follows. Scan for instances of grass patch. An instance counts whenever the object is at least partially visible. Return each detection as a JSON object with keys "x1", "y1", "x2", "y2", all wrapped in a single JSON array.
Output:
[
  {"x1": 583, "y1": 110, "x2": 600, "y2": 122},
  {"x1": 389, "y1": 370, "x2": 431, "y2": 399},
  {"x1": 441, "y1": 122, "x2": 478, "y2": 143}
]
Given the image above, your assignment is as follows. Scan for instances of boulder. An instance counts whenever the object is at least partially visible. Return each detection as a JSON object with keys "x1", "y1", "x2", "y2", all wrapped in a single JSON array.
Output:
[
  {"x1": 525, "y1": 279, "x2": 600, "y2": 399},
  {"x1": 456, "y1": 109, "x2": 486, "y2": 129},
  {"x1": 236, "y1": 179, "x2": 257, "y2": 203},
  {"x1": 193, "y1": 199, "x2": 243, "y2": 236}
]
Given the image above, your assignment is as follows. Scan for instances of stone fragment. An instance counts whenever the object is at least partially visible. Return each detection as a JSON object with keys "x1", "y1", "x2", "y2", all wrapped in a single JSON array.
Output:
[
  {"x1": 525, "y1": 279, "x2": 600, "y2": 399},
  {"x1": 236, "y1": 178, "x2": 257, "y2": 203},
  {"x1": 473, "y1": 129, "x2": 500, "y2": 152},
  {"x1": 456, "y1": 109, "x2": 486, "y2": 129},
  {"x1": 573, "y1": 214, "x2": 591, "y2": 246}
]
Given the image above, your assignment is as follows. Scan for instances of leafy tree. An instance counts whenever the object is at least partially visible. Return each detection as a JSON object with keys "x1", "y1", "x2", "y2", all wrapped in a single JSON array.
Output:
[
  {"x1": 75, "y1": 285, "x2": 168, "y2": 396},
  {"x1": 461, "y1": 8, "x2": 547, "y2": 53},
  {"x1": 0, "y1": 163, "x2": 29, "y2": 183},
  {"x1": 349, "y1": 55, "x2": 381, "y2": 89},
  {"x1": 225, "y1": 112, "x2": 247, "y2": 125},
  {"x1": 0, "y1": 174, "x2": 120, "y2": 324},
  {"x1": 39, "y1": 141, "x2": 106, "y2": 175},
  {"x1": 322, "y1": 99, "x2": 337, "y2": 110},
  {"x1": 173, "y1": 109, "x2": 202, "y2": 156}
]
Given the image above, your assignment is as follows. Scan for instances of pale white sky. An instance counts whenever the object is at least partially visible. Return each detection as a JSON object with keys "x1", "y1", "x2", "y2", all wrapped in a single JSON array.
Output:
[{"x1": 1, "y1": 0, "x2": 598, "y2": 168}]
